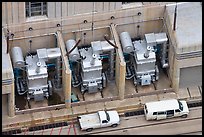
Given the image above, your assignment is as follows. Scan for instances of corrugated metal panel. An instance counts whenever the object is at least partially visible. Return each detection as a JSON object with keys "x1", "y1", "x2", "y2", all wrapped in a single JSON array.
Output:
[
  {"x1": 74, "y1": 2, "x2": 93, "y2": 15},
  {"x1": 67, "y1": 2, "x2": 75, "y2": 16},
  {"x1": 103, "y1": 2, "x2": 110, "y2": 12},
  {"x1": 18, "y1": 2, "x2": 25, "y2": 23},
  {"x1": 109, "y1": 2, "x2": 116, "y2": 11},
  {"x1": 6, "y1": 2, "x2": 13, "y2": 24},
  {"x1": 12, "y1": 2, "x2": 19, "y2": 24},
  {"x1": 55, "y1": 2, "x2": 62, "y2": 18},
  {"x1": 61, "y1": 2, "x2": 67, "y2": 17},
  {"x1": 48, "y1": 2, "x2": 56, "y2": 18},
  {"x1": 95, "y1": 2, "x2": 103, "y2": 12},
  {"x1": 115, "y1": 2, "x2": 122, "y2": 10},
  {"x1": 2, "y1": 2, "x2": 6, "y2": 25}
]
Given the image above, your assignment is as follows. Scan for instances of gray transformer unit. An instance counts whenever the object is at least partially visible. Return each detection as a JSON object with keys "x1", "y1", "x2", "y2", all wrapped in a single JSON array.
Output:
[
  {"x1": 132, "y1": 40, "x2": 158, "y2": 85},
  {"x1": 120, "y1": 32, "x2": 168, "y2": 86},
  {"x1": 79, "y1": 48, "x2": 105, "y2": 93},
  {"x1": 11, "y1": 47, "x2": 61, "y2": 101},
  {"x1": 66, "y1": 39, "x2": 115, "y2": 94},
  {"x1": 25, "y1": 54, "x2": 51, "y2": 101}
]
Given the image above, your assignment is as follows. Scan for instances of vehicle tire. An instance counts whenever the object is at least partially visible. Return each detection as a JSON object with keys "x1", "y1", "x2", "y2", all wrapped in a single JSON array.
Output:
[
  {"x1": 86, "y1": 128, "x2": 93, "y2": 132},
  {"x1": 181, "y1": 114, "x2": 187, "y2": 118},
  {"x1": 111, "y1": 124, "x2": 118, "y2": 128}
]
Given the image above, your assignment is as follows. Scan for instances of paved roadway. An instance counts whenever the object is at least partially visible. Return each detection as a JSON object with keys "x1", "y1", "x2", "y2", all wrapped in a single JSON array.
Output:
[{"x1": 18, "y1": 107, "x2": 202, "y2": 135}]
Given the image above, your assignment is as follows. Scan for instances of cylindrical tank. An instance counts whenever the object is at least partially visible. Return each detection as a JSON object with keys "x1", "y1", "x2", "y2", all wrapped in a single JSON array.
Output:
[
  {"x1": 66, "y1": 39, "x2": 80, "y2": 61},
  {"x1": 11, "y1": 47, "x2": 24, "y2": 68},
  {"x1": 120, "y1": 32, "x2": 134, "y2": 53}
]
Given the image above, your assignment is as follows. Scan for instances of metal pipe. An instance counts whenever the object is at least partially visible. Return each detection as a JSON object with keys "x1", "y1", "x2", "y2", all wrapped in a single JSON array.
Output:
[
  {"x1": 6, "y1": 10, "x2": 164, "y2": 35},
  {"x1": 115, "y1": 17, "x2": 164, "y2": 27},
  {"x1": 16, "y1": 77, "x2": 27, "y2": 95},
  {"x1": 73, "y1": 81, "x2": 82, "y2": 88},
  {"x1": 8, "y1": 33, "x2": 56, "y2": 41},
  {"x1": 67, "y1": 39, "x2": 81, "y2": 55},
  {"x1": 6, "y1": 35, "x2": 9, "y2": 54},
  {"x1": 71, "y1": 25, "x2": 110, "y2": 33},
  {"x1": 47, "y1": 63, "x2": 55, "y2": 68},
  {"x1": 173, "y1": 3, "x2": 177, "y2": 31},
  {"x1": 126, "y1": 74, "x2": 135, "y2": 80},
  {"x1": 104, "y1": 35, "x2": 118, "y2": 49},
  {"x1": 144, "y1": 46, "x2": 151, "y2": 58},
  {"x1": 8, "y1": 18, "x2": 163, "y2": 41},
  {"x1": 19, "y1": 79, "x2": 25, "y2": 93},
  {"x1": 126, "y1": 65, "x2": 135, "y2": 79},
  {"x1": 16, "y1": 78, "x2": 21, "y2": 93},
  {"x1": 8, "y1": 26, "x2": 110, "y2": 41},
  {"x1": 90, "y1": 54, "x2": 97, "y2": 65},
  {"x1": 126, "y1": 65, "x2": 132, "y2": 77},
  {"x1": 35, "y1": 62, "x2": 41, "y2": 73}
]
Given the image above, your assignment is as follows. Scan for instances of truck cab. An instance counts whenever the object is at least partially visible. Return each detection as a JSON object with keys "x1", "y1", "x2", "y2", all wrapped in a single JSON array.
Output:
[
  {"x1": 98, "y1": 111, "x2": 119, "y2": 128},
  {"x1": 77, "y1": 110, "x2": 120, "y2": 132}
]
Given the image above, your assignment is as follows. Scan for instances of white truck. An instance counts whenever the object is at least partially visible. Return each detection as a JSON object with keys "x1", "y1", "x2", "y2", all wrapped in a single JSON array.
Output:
[{"x1": 77, "y1": 110, "x2": 120, "y2": 132}]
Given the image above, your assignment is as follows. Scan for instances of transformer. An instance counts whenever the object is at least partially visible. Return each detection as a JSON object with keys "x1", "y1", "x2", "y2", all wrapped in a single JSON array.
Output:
[
  {"x1": 120, "y1": 32, "x2": 168, "y2": 86},
  {"x1": 11, "y1": 47, "x2": 61, "y2": 102},
  {"x1": 132, "y1": 40, "x2": 158, "y2": 85},
  {"x1": 67, "y1": 39, "x2": 115, "y2": 94},
  {"x1": 78, "y1": 47, "x2": 105, "y2": 93},
  {"x1": 25, "y1": 55, "x2": 51, "y2": 101}
]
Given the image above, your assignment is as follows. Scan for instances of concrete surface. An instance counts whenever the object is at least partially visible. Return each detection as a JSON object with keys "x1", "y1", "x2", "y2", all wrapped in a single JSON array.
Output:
[
  {"x1": 139, "y1": 94, "x2": 159, "y2": 104},
  {"x1": 188, "y1": 86, "x2": 202, "y2": 99},
  {"x1": 177, "y1": 88, "x2": 190, "y2": 100},
  {"x1": 85, "y1": 102, "x2": 105, "y2": 113},
  {"x1": 158, "y1": 92, "x2": 177, "y2": 101}
]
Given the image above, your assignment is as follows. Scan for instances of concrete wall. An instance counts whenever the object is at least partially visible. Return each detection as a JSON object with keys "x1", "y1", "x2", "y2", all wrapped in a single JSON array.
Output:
[
  {"x1": 2, "y1": 2, "x2": 123, "y2": 25},
  {"x1": 2, "y1": 28, "x2": 15, "y2": 117},
  {"x1": 2, "y1": 2, "x2": 175, "y2": 117},
  {"x1": 179, "y1": 66, "x2": 202, "y2": 88},
  {"x1": 3, "y1": 2, "x2": 171, "y2": 55},
  {"x1": 164, "y1": 2, "x2": 202, "y2": 92}
]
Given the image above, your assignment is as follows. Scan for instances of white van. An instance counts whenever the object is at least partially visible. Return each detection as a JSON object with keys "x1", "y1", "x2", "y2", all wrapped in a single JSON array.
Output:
[{"x1": 144, "y1": 99, "x2": 189, "y2": 120}]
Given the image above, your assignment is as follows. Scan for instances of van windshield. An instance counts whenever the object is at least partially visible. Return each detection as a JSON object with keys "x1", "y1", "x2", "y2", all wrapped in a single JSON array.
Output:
[{"x1": 178, "y1": 100, "x2": 183, "y2": 111}]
